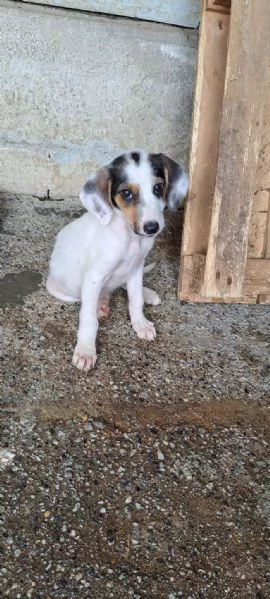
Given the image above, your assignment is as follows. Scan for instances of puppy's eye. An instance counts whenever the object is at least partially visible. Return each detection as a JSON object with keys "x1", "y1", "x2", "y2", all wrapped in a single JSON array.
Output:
[
  {"x1": 153, "y1": 183, "x2": 164, "y2": 197},
  {"x1": 120, "y1": 188, "x2": 133, "y2": 201}
]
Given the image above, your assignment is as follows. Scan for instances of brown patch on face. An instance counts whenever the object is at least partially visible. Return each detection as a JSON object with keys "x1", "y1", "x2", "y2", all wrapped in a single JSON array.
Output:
[{"x1": 114, "y1": 183, "x2": 140, "y2": 230}]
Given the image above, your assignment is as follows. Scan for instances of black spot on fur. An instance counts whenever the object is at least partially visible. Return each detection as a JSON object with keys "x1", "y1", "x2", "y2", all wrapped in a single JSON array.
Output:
[
  {"x1": 149, "y1": 154, "x2": 166, "y2": 180},
  {"x1": 84, "y1": 179, "x2": 96, "y2": 194},
  {"x1": 149, "y1": 153, "x2": 184, "y2": 207},
  {"x1": 109, "y1": 155, "x2": 129, "y2": 207},
  {"x1": 131, "y1": 152, "x2": 140, "y2": 164}
]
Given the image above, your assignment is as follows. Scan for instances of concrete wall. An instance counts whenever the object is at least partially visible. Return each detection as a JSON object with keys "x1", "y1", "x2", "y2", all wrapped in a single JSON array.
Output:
[{"x1": 0, "y1": 0, "x2": 198, "y2": 198}]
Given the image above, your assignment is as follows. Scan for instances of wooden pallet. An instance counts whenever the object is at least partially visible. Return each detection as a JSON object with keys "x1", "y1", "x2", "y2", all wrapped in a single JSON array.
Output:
[{"x1": 178, "y1": 0, "x2": 270, "y2": 304}]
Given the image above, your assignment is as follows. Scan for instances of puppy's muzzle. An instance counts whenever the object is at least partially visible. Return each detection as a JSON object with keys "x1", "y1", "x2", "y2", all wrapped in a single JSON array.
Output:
[{"x1": 143, "y1": 221, "x2": 160, "y2": 236}]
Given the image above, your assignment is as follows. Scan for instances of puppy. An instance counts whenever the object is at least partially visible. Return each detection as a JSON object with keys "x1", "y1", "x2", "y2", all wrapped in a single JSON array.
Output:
[{"x1": 46, "y1": 151, "x2": 188, "y2": 371}]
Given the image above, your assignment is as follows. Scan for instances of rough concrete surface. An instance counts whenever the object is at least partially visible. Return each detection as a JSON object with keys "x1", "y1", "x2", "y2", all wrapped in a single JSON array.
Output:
[
  {"x1": 0, "y1": 0, "x2": 197, "y2": 197},
  {"x1": 0, "y1": 193, "x2": 269, "y2": 598}
]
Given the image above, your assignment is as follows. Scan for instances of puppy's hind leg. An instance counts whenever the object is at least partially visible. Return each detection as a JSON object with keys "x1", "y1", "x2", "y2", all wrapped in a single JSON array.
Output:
[
  {"x1": 46, "y1": 275, "x2": 80, "y2": 303},
  {"x1": 143, "y1": 287, "x2": 161, "y2": 306},
  {"x1": 121, "y1": 284, "x2": 161, "y2": 306},
  {"x1": 97, "y1": 291, "x2": 111, "y2": 319}
]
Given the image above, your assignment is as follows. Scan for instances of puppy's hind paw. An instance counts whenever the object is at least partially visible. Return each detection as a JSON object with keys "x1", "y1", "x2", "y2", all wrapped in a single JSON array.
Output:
[
  {"x1": 143, "y1": 287, "x2": 161, "y2": 306},
  {"x1": 72, "y1": 344, "x2": 97, "y2": 371},
  {"x1": 132, "y1": 318, "x2": 156, "y2": 341},
  {"x1": 97, "y1": 299, "x2": 110, "y2": 320}
]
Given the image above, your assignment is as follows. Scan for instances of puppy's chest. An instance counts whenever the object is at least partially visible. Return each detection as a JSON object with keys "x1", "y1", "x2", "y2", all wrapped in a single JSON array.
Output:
[{"x1": 111, "y1": 238, "x2": 150, "y2": 281}]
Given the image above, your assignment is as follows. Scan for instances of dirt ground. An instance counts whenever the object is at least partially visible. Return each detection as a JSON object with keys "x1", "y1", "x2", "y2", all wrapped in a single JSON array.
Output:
[{"x1": 0, "y1": 193, "x2": 269, "y2": 599}]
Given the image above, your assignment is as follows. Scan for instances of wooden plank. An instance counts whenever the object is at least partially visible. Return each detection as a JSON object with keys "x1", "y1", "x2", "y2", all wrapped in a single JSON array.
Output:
[
  {"x1": 243, "y1": 259, "x2": 270, "y2": 297},
  {"x1": 178, "y1": 1, "x2": 230, "y2": 300},
  {"x1": 252, "y1": 190, "x2": 269, "y2": 213},
  {"x1": 179, "y1": 255, "x2": 258, "y2": 303},
  {"x1": 203, "y1": 0, "x2": 270, "y2": 299},
  {"x1": 248, "y1": 64, "x2": 270, "y2": 259},
  {"x1": 258, "y1": 295, "x2": 270, "y2": 305},
  {"x1": 180, "y1": 4, "x2": 230, "y2": 260},
  {"x1": 256, "y1": 64, "x2": 270, "y2": 192},
  {"x1": 21, "y1": 0, "x2": 201, "y2": 28},
  {"x1": 179, "y1": 254, "x2": 205, "y2": 298},
  {"x1": 248, "y1": 211, "x2": 268, "y2": 258},
  {"x1": 266, "y1": 213, "x2": 270, "y2": 259}
]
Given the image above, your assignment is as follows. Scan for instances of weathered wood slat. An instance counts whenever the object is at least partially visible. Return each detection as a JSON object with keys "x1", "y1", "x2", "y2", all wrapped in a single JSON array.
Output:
[
  {"x1": 256, "y1": 64, "x2": 270, "y2": 193},
  {"x1": 179, "y1": 1, "x2": 230, "y2": 303},
  {"x1": 179, "y1": 255, "x2": 270, "y2": 304},
  {"x1": 258, "y1": 295, "x2": 270, "y2": 305},
  {"x1": 202, "y1": 0, "x2": 270, "y2": 299},
  {"x1": 179, "y1": 254, "x2": 205, "y2": 298},
  {"x1": 248, "y1": 211, "x2": 269, "y2": 258},
  {"x1": 243, "y1": 259, "x2": 270, "y2": 297},
  {"x1": 266, "y1": 215, "x2": 270, "y2": 259},
  {"x1": 179, "y1": 1, "x2": 230, "y2": 300}
]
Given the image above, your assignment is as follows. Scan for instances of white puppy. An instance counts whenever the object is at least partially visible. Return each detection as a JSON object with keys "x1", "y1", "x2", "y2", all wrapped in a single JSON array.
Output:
[{"x1": 46, "y1": 150, "x2": 188, "y2": 371}]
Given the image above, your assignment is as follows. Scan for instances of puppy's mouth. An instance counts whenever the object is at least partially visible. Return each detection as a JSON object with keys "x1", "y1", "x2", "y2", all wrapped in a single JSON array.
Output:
[{"x1": 133, "y1": 230, "x2": 157, "y2": 237}]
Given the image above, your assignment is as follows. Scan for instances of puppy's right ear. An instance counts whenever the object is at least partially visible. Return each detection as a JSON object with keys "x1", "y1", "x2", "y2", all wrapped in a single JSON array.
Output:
[{"x1": 80, "y1": 167, "x2": 113, "y2": 226}]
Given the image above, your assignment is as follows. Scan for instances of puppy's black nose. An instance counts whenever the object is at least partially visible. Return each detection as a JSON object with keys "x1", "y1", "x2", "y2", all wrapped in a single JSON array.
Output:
[{"x1": 143, "y1": 221, "x2": 159, "y2": 235}]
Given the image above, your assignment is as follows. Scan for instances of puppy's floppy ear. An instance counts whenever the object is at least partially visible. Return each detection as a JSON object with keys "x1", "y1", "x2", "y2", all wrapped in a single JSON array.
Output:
[
  {"x1": 159, "y1": 154, "x2": 189, "y2": 211},
  {"x1": 80, "y1": 167, "x2": 113, "y2": 225}
]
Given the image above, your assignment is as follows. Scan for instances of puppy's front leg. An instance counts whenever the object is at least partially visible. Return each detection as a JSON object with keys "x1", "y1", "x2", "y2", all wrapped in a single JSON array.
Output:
[
  {"x1": 127, "y1": 264, "x2": 156, "y2": 341},
  {"x1": 72, "y1": 273, "x2": 103, "y2": 371}
]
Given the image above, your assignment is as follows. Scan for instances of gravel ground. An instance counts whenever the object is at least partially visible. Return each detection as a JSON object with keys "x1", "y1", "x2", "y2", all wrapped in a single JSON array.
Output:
[{"x1": 0, "y1": 193, "x2": 269, "y2": 598}]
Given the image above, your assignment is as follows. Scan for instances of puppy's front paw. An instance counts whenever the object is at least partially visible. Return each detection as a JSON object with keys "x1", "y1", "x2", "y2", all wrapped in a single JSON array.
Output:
[
  {"x1": 72, "y1": 344, "x2": 97, "y2": 371},
  {"x1": 132, "y1": 318, "x2": 156, "y2": 341}
]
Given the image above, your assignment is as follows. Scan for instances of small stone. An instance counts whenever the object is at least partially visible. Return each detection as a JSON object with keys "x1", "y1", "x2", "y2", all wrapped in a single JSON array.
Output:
[
  {"x1": 100, "y1": 507, "x2": 106, "y2": 514},
  {"x1": 0, "y1": 449, "x2": 15, "y2": 469},
  {"x1": 125, "y1": 495, "x2": 132, "y2": 504},
  {"x1": 95, "y1": 421, "x2": 105, "y2": 429},
  {"x1": 84, "y1": 423, "x2": 93, "y2": 431},
  {"x1": 44, "y1": 511, "x2": 50, "y2": 519},
  {"x1": 157, "y1": 450, "x2": 164, "y2": 461}
]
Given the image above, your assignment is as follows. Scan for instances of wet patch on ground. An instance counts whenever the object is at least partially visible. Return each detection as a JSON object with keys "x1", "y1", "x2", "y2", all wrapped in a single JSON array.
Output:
[{"x1": 0, "y1": 271, "x2": 42, "y2": 307}]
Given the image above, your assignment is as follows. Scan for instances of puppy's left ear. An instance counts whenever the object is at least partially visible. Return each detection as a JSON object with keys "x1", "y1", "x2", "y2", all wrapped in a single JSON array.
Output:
[
  {"x1": 160, "y1": 154, "x2": 189, "y2": 211},
  {"x1": 80, "y1": 167, "x2": 113, "y2": 226}
]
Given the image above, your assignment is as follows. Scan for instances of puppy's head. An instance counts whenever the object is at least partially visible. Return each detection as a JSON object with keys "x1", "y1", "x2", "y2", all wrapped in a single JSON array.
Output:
[{"x1": 80, "y1": 151, "x2": 189, "y2": 236}]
